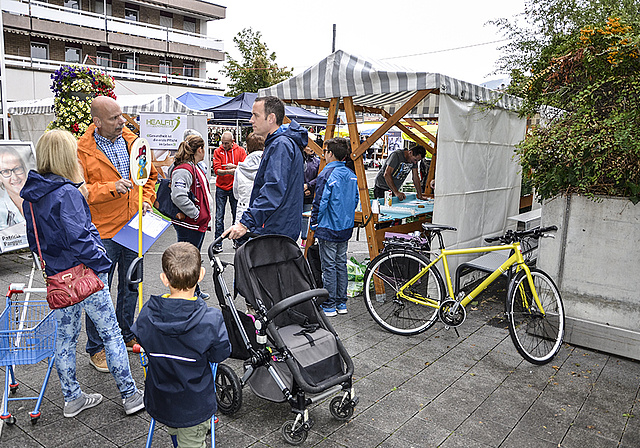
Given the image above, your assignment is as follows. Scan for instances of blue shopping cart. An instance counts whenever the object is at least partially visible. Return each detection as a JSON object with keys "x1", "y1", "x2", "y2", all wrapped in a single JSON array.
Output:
[{"x1": 0, "y1": 284, "x2": 56, "y2": 425}]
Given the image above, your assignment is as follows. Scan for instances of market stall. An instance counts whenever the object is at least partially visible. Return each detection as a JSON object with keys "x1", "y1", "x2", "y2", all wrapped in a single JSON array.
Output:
[{"x1": 259, "y1": 50, "x2": 526, "y2": 270}]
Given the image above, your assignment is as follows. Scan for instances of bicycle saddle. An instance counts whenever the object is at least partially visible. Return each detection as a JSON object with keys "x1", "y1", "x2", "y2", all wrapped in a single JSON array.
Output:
[{"x1": 422, "y1": 223, "x2": 457, "y2": 232}]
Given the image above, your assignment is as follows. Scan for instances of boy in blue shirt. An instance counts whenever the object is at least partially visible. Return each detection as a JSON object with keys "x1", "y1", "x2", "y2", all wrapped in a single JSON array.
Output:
[
  {"x1": 310, "y1": 138, "x2": 359, "y2": 316},
  {"x1": 132, "y1": 242, "x2": 231, "y2": 447}
]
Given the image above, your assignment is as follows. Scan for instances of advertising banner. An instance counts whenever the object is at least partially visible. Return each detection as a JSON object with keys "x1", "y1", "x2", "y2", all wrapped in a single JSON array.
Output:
[
  {"x1": 0, "y1": 141, "x2": 37, "y2": 253},
  {"x1": 140, "y1": 113, "x2": 187, "y2": 178}
]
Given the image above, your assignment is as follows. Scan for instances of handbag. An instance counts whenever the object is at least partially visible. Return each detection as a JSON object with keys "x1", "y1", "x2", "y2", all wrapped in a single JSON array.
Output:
[
  {"x1": 153, "y1": 173, "x2": 195, "y2": 221},
  {"x1": 29, "y1": 202, "x2": 104, "y2": 310}
]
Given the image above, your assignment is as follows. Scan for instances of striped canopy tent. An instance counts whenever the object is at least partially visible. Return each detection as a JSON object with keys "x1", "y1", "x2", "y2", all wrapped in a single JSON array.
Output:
[
  {"x1": 260, "y1": 50, "x2": 527, "y2": 267},
  {"x1": 8, "y1": 93, "x2": 205, "y2": 116}
]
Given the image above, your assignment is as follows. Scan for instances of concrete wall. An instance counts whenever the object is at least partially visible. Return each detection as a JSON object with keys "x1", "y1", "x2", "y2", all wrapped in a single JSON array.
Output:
[{"x1": 538, "y1": 194, "x2": 640, "y2": 359}]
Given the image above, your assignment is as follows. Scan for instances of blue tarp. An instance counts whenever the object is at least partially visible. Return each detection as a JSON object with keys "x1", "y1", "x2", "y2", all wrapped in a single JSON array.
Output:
[
  {"x1": 205, "y1": 92, "x2": 327, "y2": 126},
  {"x1": 176, "y1": 92, "x2": 231, "y2": 111}
]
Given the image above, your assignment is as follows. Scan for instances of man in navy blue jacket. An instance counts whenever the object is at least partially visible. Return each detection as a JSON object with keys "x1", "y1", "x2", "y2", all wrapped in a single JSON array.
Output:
[
  {"x1": 225, "y1": 96, "x2": 306, "y2": 241},
  {"x1": 310, "y1": 138, "x2": 359, "y2": 316}
]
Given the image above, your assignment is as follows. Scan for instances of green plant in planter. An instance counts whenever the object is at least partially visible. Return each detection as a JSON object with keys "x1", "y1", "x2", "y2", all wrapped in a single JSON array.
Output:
[
  {"x1": 492, "y1": 2, "x2": 640, "y2": 203},
  {"x1": 47, "y1": 65, "x2": 116, "y2": 138}
]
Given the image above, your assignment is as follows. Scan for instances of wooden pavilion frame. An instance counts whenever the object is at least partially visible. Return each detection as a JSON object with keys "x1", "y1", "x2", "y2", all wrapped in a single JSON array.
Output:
[{"x1": 295, "y1": 90, "x2": 440, "y2": 262}]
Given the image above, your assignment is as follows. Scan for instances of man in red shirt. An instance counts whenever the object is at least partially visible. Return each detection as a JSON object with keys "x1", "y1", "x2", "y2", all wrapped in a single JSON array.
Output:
[{"x1": 212, "y1": 131, "x2": 246, "y2": 252}]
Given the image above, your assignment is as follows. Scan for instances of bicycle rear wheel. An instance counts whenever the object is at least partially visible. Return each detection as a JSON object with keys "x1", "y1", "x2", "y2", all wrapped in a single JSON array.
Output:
[
  {"x1": 363, "y1": 250, "x2": 444, "y2": 335},
  {"x1": 507, "y1": 268, "x2": 565, "y2": 365}
]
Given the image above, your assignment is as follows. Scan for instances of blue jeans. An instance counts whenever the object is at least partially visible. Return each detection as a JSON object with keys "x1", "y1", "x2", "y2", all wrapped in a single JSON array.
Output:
[
  {"x1": 318, "y1": 239, "x2": 348, "y2": 309},
  {"x1": 86, "y1": 239, "x2": 138, "y2": 355},
  {"x1": 174, "y1": 224, "x2": 206, "y2": 296},
  {"x1": 57, "y1": 273, "x2": 137, "y2": 402},
  {"x1": 214, "y1": 187, "x2": 237, "y2": 246},
  {"x1": 301, "y1": 203, "x2": 313, "y2": 240}
]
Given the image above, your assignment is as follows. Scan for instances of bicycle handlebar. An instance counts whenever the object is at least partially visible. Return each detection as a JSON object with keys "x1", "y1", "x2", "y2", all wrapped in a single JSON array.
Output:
[{"x1": 484, "y1": 225, "x2": 558, "y2": 245}]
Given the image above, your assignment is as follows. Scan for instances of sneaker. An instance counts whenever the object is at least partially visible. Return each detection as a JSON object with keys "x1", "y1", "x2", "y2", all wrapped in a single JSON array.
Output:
[
  {"x1": 89, "y1": 349, "x2": 109, "y2": 373},
  {"x1": 212, "y1": 246, "x2": 223, "y2": 254},
  {"x1": 198, "y1": 291, "x2": 210, "y2": 300},
  {"x1": 336, "y1": 304, "x2": 348, "y2": 314},
  {"x1": 125, "y1": 337, "x2": 138, "y2": 352},
  {"x1": 123, "y1": 390, "x2": 145, "y2": 415},
  {"x1": 322, "y1": 306, "x2": 337, "y2": 317},
  {"x1": 64, "y1": 392, "x2": 103, "y2": 418}
]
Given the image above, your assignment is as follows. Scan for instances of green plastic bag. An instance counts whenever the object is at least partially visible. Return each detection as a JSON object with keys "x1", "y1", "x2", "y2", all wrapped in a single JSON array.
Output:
[{"x1": 347, "y1": 257, "x2": 366, "y2": 282}]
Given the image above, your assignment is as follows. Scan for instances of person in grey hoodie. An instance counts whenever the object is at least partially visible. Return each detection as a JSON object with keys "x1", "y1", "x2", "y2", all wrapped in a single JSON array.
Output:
[{"x1": 233, "y1": 132, "x2": 265, "y2": 223}]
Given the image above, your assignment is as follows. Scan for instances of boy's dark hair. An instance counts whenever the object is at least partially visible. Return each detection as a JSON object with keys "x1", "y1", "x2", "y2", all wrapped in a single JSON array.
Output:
[
  {"x1": 409, "y1": 144, "x2": 426, "y2": 158},
  {"x1": 325, "y1": 137, "x2": 350, "y2": 161},
  {"x1": 162, "y1": 242, "x2": 201, "y2": 291},
  {"x1": 256, "y1": 96, "x2": 285, "y2": 125}
]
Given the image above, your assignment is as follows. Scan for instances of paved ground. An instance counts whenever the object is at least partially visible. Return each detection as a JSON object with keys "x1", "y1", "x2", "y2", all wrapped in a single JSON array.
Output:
[{"x1": 1, "y1": 180, "x2": 639, "y2": 447}]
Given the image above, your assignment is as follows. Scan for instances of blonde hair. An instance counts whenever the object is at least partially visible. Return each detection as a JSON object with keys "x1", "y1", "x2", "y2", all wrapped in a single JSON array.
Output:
[
  {"x1": 36, "y1": 129, "x2": 87, "y2": 196},
  {"x1": 174, "y1": 134, "x2": 205, "y2": 166}
]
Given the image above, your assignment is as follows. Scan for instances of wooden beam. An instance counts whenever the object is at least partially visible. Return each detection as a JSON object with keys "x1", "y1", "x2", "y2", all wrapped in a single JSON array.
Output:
[
  {"x1": 123, "y1": 114, "x2": 139, "y2": 132},
  {"x1": 351, "y1": 89, "x2": 436, "y2": 159},
  {"x1": 388, "y1": 119, "x2": 435, "y2": 155},
  {"x1": 403, "y1": 117, "x2": 437, "y2": 146}
]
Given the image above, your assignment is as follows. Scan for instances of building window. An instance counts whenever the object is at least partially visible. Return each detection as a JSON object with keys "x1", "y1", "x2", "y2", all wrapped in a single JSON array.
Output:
[
  {"x1": 183, "y1": 18, "x2": 196, "y2": 34},
  {"x1": 64, "y1": 0, "x2": 80, "y2": 9},
  {"x1": 65, "y1": 46, "x2": 82, "y2": 63},
  {"x1": 96, "y1": 51, "x2": 111, "y2": 67},
  {"x1": 30, "y1": 42, "x2": 49, "y2": 60},
  {"x1": 120, "y1": 53, "x2": 138, "y2": 71},
  {"x1": 92, "y1": 0, "x2": 112, "y2": 15},
  {"x1": 183, "y1": 63, "x2": 194, "y2": 78},
  {"x1": 124, "y1": 6, "x2": 138, "y2": 22},
  {"x1": 159, "y1": 13, "x2": 172, "y2": 29},
  {"x1": 159, "y1": 58, "x2": 171, "y2": 75}
]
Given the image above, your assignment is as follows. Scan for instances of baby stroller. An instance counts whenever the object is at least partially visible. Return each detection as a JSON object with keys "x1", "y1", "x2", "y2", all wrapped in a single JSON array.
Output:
[{"x1": 208, "y1": 234, "x2": 357, "y2": 445}]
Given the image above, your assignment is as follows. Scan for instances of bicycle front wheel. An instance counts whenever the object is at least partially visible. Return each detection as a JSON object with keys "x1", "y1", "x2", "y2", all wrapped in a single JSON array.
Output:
[
  {"x1": 363, "y1": 250, "x2": 444, "y2": 335},
  {"x1": 507, "y1": 268, "x2": 565, "y2": 365}
]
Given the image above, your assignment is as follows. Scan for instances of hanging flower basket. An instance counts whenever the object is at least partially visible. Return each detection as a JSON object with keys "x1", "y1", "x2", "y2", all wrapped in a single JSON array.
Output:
[{"x1": 47, "y1": 65, "x2": 116, "y2": 139}]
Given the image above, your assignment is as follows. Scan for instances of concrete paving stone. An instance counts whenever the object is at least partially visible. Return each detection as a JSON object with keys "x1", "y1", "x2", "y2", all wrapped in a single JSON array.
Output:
[
  {"x1": 454, "y1": 418, "x2": 512, "y2": 447},
  {"x1": 619, "y1": 411, "x2": 640, "y2": 448},
  {"x1": 418, "y1": 395, "x2": 476, "y2": 431},
  {"x1": 350, "y1": 376, "x2": 394, "y2": 414},
  {"x1": 213, "y1": 424, "x2": 258, "y2": 448},
  {"x1": 438, "y1": 431, "x2": 495, "y2": 448},
  {"x1": 560, "y1": 425, "x2": 622, "y2": 448},
  {"x1": 569, "y1": 407, "x2": 627, "y2": 444},
  {"x1": 225, "y1": 403, "x2": 293, "y2": 439},
  {"x1": 363, "y1": 365, "x2": 416, "y2": 390},
  {"x1": 500, "y1": 426, "x2": 559, "y2": 448},
  {"x1": 325, "y1": 419, "x2": 389, "y2": 447},
  {"x1": 380, "y1": 416, "x2": 452, "y2": 447},
  {"x1": 57, "y1": 432, "x2": 119, "y2": 448},
  {"x1": 383, "y1": 349, "x2": 432, "y2": 374},
  {"x1": 468, "y1": 385, "x2": 538, "y2": 428},
  {"x1": 28, "y1": 415, "x2": 92, "y2": 447},
  {"x1": 356, "y1": 386, "x2": 425, "y2": 433},
  {"x1": 94, "y1": 414, "x2": 150, "y2": 446},
  {"x1": 512, "y1": 395, "x2": 580, "y2": 444},
  {"x1": 313, "y1": 437, "x2": 349, "y2": 448},
  {"x1": 351, "y1": 355, "x2": 381, "y2": 380},
  {"x1": 1, "y1": 431, "x2": 45, "y2": 448}
]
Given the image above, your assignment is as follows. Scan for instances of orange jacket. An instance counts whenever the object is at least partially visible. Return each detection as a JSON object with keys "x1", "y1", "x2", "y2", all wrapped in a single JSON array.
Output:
[{"x1": 77, "y1": 124, "x2": 158, "y2": 239}]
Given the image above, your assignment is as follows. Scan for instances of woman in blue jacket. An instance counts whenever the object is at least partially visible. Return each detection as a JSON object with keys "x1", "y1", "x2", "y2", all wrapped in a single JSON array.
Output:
[{"x1": 21, "y1": 130, "x2": 143, "y2": 418}]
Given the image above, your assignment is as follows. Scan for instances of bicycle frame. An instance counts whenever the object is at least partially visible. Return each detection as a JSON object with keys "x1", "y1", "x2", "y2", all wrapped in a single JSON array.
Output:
[{"x1": 398, "y1": 242, "x2": 544, "y2": 313}]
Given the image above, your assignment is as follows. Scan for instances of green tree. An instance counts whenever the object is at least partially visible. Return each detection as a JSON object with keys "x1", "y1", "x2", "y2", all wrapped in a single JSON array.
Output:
[
  {"x1": 492, "y1": 1, "x2": 640, "y2": 202},
  {"x1": 221, "y1": 28, "x2": 293, "y2": 97}
]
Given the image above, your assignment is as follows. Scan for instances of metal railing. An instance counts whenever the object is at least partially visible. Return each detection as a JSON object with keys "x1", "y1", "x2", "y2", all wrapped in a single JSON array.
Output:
[
  {"x1": 2, "y1": 0, "x2": 224, "y2": 51},
  {"x1": 5, "y1": 56, "x2": 221, "y2": 89}
]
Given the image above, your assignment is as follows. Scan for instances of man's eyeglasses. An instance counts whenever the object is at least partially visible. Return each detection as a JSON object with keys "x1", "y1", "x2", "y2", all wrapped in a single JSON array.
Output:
[{"x1": 0, "y1": 166, "x2": 25, "y2": 178}]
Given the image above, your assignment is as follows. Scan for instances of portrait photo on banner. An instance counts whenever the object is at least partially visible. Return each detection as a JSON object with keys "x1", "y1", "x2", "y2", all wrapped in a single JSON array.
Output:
[{"x1": 0, "y1": 141, "x2": 37, "y2": 253}]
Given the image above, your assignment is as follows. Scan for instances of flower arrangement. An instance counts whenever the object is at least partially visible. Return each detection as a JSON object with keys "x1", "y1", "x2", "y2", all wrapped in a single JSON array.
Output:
[{"x1": 47, "y1": 65, "x2": 116, "y2": 138}]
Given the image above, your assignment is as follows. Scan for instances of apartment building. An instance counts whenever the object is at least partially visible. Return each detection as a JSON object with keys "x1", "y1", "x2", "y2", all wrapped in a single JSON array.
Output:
[{"x1": 1, "y1": 0, "x2": 226, "y2": 101}]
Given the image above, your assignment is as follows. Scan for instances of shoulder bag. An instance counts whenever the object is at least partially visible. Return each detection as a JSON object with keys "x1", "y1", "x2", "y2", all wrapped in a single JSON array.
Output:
[{"x1": 29, "y1": 202, "x2": 104, "y2": 309}]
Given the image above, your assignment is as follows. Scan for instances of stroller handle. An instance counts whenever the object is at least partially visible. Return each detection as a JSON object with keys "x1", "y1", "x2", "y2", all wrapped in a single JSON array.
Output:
[
  {"x1": 208, "y1": 231, "x2": 261, "y2": 260},
  {"x1": 266, "y1": 288, "x2": 329, "y2": 321}
]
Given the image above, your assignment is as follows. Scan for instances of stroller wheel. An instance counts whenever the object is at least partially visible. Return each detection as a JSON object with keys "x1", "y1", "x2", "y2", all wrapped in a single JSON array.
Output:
[
  {"x1": 281, "y1": 420, "x2": 308, "y2": 445},
  {"x1": 329, "y1": 396, "x2": 354, "y2": 421},
  {"x1": 215, "y1": 363, "x2": 242, "y2": 415}
]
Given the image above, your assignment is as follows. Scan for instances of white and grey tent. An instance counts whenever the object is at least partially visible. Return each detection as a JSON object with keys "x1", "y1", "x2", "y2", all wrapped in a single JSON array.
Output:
[
  {"x1": 8, "y1": 93, "x2": 205, "y2": 143},
  {"x1": 259, "y1": 50, "x2": 527, "y2": 268}
]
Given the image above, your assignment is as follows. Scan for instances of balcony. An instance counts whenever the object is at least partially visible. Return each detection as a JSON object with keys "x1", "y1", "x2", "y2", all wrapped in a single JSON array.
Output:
[
  {"x1": 2, "y1": 0, "x2": 224, "y2": 60},
  {"x1": 5, "y1": 55, "x2": 221, "y2": 90}
]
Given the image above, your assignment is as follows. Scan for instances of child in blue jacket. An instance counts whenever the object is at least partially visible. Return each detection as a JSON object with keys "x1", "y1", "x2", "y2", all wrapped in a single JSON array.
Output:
[
  {"x1": 132, "y1": 242, "x2": 231, "y2": 446},
  {"x1": 310, "y1": 138, "x2": 359, "y2": 316}
]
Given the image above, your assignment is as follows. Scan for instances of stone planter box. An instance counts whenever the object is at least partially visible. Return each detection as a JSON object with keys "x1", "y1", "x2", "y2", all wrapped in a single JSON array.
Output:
[{"x1": 538, "y1": 194, "x2": 640, "y2": 360}]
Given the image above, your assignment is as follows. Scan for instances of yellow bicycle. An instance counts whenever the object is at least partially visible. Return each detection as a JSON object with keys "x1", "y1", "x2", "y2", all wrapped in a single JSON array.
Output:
[{"x1": 363, "y1": 223, "x2": 565, "y2": 365}]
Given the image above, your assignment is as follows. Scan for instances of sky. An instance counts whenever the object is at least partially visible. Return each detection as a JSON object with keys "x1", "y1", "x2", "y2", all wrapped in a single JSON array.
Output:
[{"x1": 207, "y1": 0, "x2": 526, "y2": 90}]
